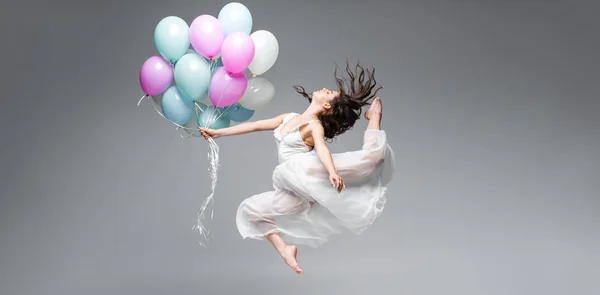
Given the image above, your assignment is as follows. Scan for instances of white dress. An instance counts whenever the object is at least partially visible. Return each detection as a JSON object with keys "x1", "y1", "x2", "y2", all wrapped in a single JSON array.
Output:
[{"x1": 236, "y1": 112, "x2": 395, "y2": 247}]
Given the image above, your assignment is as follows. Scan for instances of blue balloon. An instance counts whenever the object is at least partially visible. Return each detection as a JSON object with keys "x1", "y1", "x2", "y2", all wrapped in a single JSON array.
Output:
[
  {"x1": 161, "y1": 86, "x2": 194, "y2": 125},
  {"x1": 228, "y1": 104, "x2": 255, "y2": 122},
  {"x1": 218, "y1": 2, "x2": 253, "y2": 36},
  {"x1": 154, "y1": 16, "x2": 190, "y2": 63},
  {"x1": 197, "y1": 107, "x2": 231, "y2": 129},
  {"x1": 174, "y1": 52, "x2": 211, "y2": 102}
]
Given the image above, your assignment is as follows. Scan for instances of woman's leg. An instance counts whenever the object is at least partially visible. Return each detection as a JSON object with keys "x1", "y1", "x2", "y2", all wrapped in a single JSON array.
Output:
[
  {"x1": 361, "y1": 97, "x2": 386, "y2": 163},
  {"x1": 365, "y1": 97, "x2": 382, "y2": 130},
  {"x1": 265, "y1": 233, "x2": 303, "y2": 274},
  {"x1": 237, "y1": 191, "x2": 306, "y2": 274}
]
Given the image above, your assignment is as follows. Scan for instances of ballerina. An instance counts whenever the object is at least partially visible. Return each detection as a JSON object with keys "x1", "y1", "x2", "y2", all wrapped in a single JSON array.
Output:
[{"x1": 200, "y1": 62, "x2": 395, "y2": 274}]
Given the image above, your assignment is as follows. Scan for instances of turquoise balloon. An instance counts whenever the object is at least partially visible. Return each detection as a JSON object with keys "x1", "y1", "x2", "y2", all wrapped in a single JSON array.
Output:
[
  {"x1": 174, "y1": 52, "x2": 211, "y2": 102},
  {"x1": 197, "y1": 107, "x2": 231, "y2": 129},
  {"x1": 218, "y1": 2, "x2": 253, "y2": 36},
  {"x1": 161, "y1": 86, "x2": 194, "y2": 125},
  {"x1": 229, "y1": 103, "x2": 255, "y2": 122},
  {"x1": 154, "y1": 16, "x2": 190, "y2": 63}
]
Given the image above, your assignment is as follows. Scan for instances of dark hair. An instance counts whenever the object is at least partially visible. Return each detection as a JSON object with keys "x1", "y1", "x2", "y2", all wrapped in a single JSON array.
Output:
[{"x1": 293, "y1": 60, "x2": 382, "y2": 140}]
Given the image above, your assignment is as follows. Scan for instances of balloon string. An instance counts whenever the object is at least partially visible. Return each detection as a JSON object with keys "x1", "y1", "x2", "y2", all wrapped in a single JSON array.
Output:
[
  {"x1": 192, "y1": 137, "x2": 220, "y2": 247},
  {"x1": 137, "y1": 94, "x2": 149, "y2": 106},
  {"x1": 137, "y1": 74, "x2": 238, "y2": 248},
  {"x1": 221, "y1": 104, "x2": 238, "y2": 118},
  {"x1": 190, "y1": 98, "x2": 245, "y2": 246},
  {"x1": 190, "y1": 97, "x2": 222, "y2": 247}
]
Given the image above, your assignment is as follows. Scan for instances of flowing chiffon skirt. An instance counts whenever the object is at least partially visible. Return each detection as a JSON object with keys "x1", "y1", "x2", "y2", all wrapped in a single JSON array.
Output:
[{"x1": 236, "y1": 129, "x2": 395, "y2": 247}]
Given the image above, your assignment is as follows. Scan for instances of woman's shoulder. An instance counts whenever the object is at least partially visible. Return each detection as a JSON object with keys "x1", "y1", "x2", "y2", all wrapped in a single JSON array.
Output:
[
  {"x1": 268, "y1": 113, "x2": 297, "y2": 127},
  {"x1": 306, "y1": 119, "x2": 324, "y2": 133},
  {"x1": 280, "y1": 112, "x2": 299, "y2": 121}
]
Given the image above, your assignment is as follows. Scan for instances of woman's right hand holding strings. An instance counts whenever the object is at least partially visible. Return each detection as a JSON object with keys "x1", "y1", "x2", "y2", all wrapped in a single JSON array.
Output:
[{"x1": 200, "y1": 128, "x2": 221, "y2": 140}]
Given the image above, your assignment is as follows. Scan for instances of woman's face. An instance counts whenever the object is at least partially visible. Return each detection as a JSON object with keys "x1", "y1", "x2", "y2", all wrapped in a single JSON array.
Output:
[{"x1": 312, "y1": 87, "x2": 339, "y2": 105}]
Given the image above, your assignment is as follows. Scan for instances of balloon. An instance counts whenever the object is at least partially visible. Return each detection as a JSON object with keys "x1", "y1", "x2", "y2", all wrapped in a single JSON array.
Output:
[
  {"x1": 209, "y1": 67, "x2": 248, "y2": 107},
  {"x1": 248, "y1": 30, "x2": 279, "y2": 76},
  {"x1": 218, "y1": 2, "x2": 253, "y2": 36},
  {"x1": 229, "y1": 103, "x2": 255, "y2": 122},
  {"x1": 190, "y1": 15, "x2": 225, "y2": 60},
  {"x1": 221, "y1": 32, "x2": 255, "y2": 74},
  {"x1": 197, "y1": 106, "x2": 231, "y2": 129},
  {"x1": 161, "y1": 86, "x2": 195, "y2": 125},
  {"x1": 174, "y1": 52, "x2": 211, "y2": 102},
  {"x1": 139, "y1": 56, "x2": 173, "y2": 96},
  {"x1": 154, "y1": 16, "x2": 190, "y2": 63},
  {"x1": 238, "y1": 77, "x2": 275, "y2": 110}
]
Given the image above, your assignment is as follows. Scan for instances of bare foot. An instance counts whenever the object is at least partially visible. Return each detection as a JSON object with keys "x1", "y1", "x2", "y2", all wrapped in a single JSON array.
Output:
[
  {"x1": 280, "y1": 245, "x2": 303, "y2": 274},
  {"x1": 365, "y1": 97, "x2": 382, "y2": 120}
]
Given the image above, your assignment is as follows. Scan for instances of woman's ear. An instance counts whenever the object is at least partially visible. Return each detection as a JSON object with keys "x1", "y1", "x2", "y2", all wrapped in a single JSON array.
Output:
[{"x1": 323, "y1": 102, "x2": 331, "y2": 110}]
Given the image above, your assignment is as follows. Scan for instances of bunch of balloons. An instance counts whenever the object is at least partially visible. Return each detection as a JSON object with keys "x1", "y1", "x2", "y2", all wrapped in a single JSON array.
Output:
[
  {"x1": 137, "y1": 2, "x2": 280, "y2": 247},
  {"x1": 138, "y1": 2, "x2": 279, "y2": 138}
]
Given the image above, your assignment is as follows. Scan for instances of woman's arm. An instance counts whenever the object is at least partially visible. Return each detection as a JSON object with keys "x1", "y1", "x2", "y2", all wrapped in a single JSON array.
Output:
[
  {"x1": 311, "y1": 124, "x2": 345, "y2": 192},
  {"x1": 201, "y1": 113, "x2": 288, "y2": 138}
]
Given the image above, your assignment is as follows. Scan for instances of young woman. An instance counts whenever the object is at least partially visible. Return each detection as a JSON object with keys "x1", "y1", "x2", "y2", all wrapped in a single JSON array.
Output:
[{"x1": 200, "y1": 62, "x2": 395, "y2": 274}]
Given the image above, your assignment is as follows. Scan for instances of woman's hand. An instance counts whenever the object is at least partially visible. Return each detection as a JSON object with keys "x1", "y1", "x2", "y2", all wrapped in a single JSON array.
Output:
[
  {"x1": 329, "y1": 172, "x2": 345, "y2": 193},
  {"x1": 199, "y1": 128, "x2": 220, "y2": 140}
]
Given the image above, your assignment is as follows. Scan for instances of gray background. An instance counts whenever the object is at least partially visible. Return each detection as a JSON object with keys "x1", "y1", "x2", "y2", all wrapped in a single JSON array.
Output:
[{"x1": 1, "y1": 0, "x2": 599, "y2": 294}]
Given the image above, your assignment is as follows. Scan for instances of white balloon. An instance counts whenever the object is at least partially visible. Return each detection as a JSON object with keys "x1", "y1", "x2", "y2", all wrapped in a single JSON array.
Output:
[
  {"x1": 238, "y1": 77, "x2": 275, "y2": 110},
  {"x1": 248, "y1": 30, "x2": 279, "y2": 76}
]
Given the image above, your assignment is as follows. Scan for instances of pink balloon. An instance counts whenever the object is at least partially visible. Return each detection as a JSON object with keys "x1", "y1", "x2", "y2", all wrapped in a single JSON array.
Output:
[
  {"x1": 190, "y1": 15, "x2": 224, "y2": 59},
  {"x1": 139, "y1": 56, "x2": 173, "y2": 96},
  {"x1": 209, "y1": 67, "x2": 248, "y2": 107},
  {"x1": 221, "y1": 32, "x2": 255, "y2": 74}
]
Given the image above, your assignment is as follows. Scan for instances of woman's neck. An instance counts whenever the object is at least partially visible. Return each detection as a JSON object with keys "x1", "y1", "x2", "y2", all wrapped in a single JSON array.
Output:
[{"x1": 300, "y1": 103, "x2": 322, "y2": 119}]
